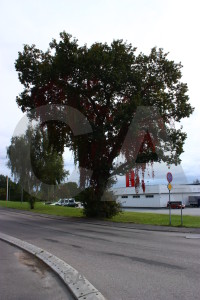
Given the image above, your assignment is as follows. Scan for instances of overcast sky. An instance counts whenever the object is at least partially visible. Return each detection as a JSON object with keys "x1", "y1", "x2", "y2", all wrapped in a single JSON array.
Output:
[{"x1": 0, "y1": 0, "x2": 199, "y2": 185}]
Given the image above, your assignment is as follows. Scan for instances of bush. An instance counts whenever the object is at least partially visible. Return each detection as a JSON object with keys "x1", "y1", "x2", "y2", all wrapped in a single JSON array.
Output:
[{"x1": 76, "y1": 188, "x2": 121, "y2": 218}]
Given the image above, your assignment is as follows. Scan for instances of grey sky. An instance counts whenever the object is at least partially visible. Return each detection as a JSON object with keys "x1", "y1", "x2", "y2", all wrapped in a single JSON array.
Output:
[{"x1": 0, "y1": 0, "x2": 199, "y2": 184}]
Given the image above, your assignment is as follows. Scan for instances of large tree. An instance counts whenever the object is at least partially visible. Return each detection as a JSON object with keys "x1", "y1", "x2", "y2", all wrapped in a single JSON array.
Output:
[{"x1": 15, "y1": 32, "x2": 193, "y2": 216}]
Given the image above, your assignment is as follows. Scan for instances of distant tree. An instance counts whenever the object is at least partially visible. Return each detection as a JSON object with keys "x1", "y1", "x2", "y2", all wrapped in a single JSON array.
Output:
[
  {"x1": 7, "y1": 126, "x2": 68, "y2": 207},
  {"x1": 0, "y1": 175, "x2": 7, "y2": 189},
  {"x1": 15, "y1": 32, "x2": 194, "y2": 217},
  {"x1": 0, "y1": 175, "x2": 22, "y2": 201},
  {"x1": 193, "y1": 179, "x2": 200, "y2": 184},
  {"x1": 57, "y1": 182, "x2": 81, "y2": 199},
  {"x1": 7, "y1": 131, "x2": 37, "y2": 208},
  {"x1": 0, "y1": 175, "x2": 7, "y2": 200}
]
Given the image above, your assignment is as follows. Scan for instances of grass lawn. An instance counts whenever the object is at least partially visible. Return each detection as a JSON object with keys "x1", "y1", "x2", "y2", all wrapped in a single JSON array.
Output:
[
  {"x1": 1, "y1": 200, "x2": 200, "y2": 228},
  {"x1": 111, "y1": 211, "x2": 200, "y2": 228},
  {"x1": 0, "y1": 200, "x2": 83, "y2": 218}
]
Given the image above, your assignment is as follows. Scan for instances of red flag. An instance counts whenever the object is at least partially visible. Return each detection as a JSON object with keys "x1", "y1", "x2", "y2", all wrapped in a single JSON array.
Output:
[
  {"x1": 126, "y1": 173, "x2": 130, "y2": 187},
  {"x1": 131, "y1": 170, "x2": 135, "y2": 187}
]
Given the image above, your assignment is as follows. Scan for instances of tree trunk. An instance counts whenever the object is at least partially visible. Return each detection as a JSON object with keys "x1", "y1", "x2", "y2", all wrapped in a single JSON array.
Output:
[
  {"x1": 83, "y1": 168, "x2": 117, "y2": 218},
  {"x1": 29, "y1": 196, "x2": 35, "y2": 209},
  {"x1": 21, "y1": 187, "x2": 23, "y2": 203}
]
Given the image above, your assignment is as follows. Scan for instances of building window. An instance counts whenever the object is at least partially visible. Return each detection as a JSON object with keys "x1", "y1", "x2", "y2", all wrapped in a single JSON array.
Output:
[
  {"x1": 121, "y1": 195, "x2": 128, "y2": 198},
  {"x1": 133, "y1": 195, "x2": 140, "y2": 198},
  {"x1": 145, "y1": 195, "x2": 154, "y2": 198}
]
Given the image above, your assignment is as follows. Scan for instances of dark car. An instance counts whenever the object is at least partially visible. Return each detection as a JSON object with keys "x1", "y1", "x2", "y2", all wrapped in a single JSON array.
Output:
[{"x1": 167, "y1": 201, "x2": 185, "y2": 209}]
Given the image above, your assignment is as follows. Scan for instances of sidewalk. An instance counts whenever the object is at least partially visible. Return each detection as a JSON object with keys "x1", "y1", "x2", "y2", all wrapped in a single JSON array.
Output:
[
  {"x1": 1, "y1": 206, "x2": 200, "y2": 233},
  {"x1": 0, "y1": 239, "x2": 74, "y2": 300}
]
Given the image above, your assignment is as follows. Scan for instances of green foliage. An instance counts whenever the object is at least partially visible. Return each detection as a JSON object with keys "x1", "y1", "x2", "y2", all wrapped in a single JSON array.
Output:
[
  {"x1": 0, "y1": 188, "x2": 6, "y2": 200},
  {"x1": 7, "y1": 126, "x2": 68, "y2": 206},
  {"x1": 15, "y1": 32, "x2": 194, "y2": 217},
  {"x1": 7, "y1": 133, "x2": 33, "y2": 191},
  {"x1": 76, "y1": 188, "x2": 121, "y2": 218},
  {"x1": 57, "y1": 182, "x2": 81, "y2": 199},
  {"x1": 0, "y1": 175, "x2": 7, "y2": 188},
  {"x1": 0, "y1": 175, "x2": 7, "y2": 200},
  {"x1": 0, "y1": 175, "x2": 22, "y2": 201},
  {"x1": 31, "y1": 126, "x2": 68, "y2": 185}
]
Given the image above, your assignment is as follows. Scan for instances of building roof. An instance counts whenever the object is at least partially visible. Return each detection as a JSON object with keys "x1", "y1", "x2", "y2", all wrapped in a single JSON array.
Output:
[{"x1": 113, "y1": 184, "x2": 200, "y2": 195}]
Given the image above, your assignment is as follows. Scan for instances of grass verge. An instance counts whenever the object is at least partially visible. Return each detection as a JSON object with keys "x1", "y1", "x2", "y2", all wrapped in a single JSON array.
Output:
[
  {"x1": 110, "y1": 211, "x2": 200, "y2": 228},
  {"x1": 1, "y1": 200, "x2": 200, "y2": 227},
  {"x1": 0, "y1": 201, "x2": 83, "y2": 218}
]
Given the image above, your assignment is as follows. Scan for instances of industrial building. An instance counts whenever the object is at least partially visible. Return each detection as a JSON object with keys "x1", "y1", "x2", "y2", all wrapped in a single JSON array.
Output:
[{"x1": 113, "y1": 184, "x2": 200, "y2": 208}]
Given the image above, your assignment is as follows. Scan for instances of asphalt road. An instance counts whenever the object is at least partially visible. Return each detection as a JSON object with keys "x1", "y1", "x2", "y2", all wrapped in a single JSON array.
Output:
[
  {"x1": 0, "y1": 209, "x2": 200, "y2": 300},
  {"x1": 0, "y1": 239, "x2": 74, "y2": 300}
]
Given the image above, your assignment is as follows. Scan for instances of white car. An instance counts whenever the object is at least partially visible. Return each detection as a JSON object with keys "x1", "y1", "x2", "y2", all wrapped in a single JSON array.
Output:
[
  {"x1": 50, "y1": 199, "x2": 63, "y2": 206},
  {"x1": 51, "y1": 198, "x2": 78, "y2": 207},
  {"x1": 62, "y1": 198, "x2": 78, "y2": 207},
  {"x1": 76, "y1": 202, "x2": 84, "y2": 208}
]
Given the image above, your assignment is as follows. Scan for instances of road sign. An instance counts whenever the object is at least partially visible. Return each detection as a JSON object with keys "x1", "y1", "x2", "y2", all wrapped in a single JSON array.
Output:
[
  {"x1": 167, "y1": 183, "x2": 172, "y2": 191},
  {"x1": 167, "y1": 172, "x2": 173, "y2": 183}
]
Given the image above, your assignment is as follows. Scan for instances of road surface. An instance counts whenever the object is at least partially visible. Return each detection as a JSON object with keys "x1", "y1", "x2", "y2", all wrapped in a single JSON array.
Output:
[{"x1": 0, "y1": 208, "x2": 200, "y2": 300}]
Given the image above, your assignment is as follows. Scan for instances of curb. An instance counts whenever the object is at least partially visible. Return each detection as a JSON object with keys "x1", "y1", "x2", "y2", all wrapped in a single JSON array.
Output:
[{"x1": 0, "y1": 232, "x2": 106, "y2": 300}]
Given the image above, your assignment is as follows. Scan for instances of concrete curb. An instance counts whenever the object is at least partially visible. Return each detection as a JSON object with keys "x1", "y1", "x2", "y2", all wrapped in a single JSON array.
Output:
[{"x1": 0, "y1": 232, "x2": 106, "y2": 300}]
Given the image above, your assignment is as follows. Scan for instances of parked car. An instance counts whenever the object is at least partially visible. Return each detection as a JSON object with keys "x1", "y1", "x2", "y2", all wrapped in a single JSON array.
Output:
[
  {"x1": 51, "y1": 198, "x2": 78, "y2": 207},
  {"x1": 50, "y1": 199, "x2": 64, "y2": 206},
  {"x1": 76, "y1": 202, "x2": 84, "y2": 208},
  {"x1": 62, "y1": 198, "x2": 78, "y2": 207},
  {"x1": 167, "y1": 201, "x2": 185, "y2": 209},
  {"x1": 189, "y1": 196, "x2": 200, "y2": 207}
]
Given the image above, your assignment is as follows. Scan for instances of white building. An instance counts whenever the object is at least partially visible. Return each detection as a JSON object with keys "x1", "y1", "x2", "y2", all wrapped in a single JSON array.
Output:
[{"x1": 113, "y1": 184, "x2": 200, "y2": 208}]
